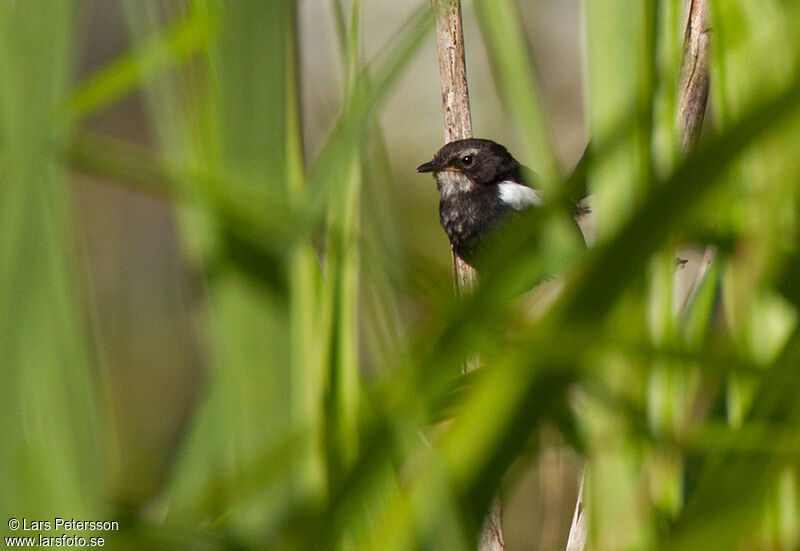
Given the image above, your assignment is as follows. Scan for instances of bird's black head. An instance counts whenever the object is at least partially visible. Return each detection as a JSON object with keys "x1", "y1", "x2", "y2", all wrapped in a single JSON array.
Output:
[{"x1": 416, "y1": 138, "x2": 520, "y2": 188}]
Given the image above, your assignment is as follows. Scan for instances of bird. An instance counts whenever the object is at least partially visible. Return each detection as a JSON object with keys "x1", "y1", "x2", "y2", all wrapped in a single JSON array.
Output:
[
  {"x1": 417, "y1": 138, "x2": 560, "y2": 266},
  {"x1": 416, "y1": 140, "x2": 705, "y2": 305}
]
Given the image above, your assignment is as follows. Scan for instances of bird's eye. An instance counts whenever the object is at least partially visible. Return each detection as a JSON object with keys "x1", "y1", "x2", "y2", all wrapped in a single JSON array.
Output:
[{"x1": 460, "y1": 154, "x2": 474, "y2": 167}]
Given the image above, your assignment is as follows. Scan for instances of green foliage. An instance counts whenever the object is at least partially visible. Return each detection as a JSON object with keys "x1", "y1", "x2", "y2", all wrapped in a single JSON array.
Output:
[
  {"x1": 0, "y1": 0, "x2": 98, "y2": 523},
  {"x1": 3, "y1": 0, "x2": 800, "y2": 550}
]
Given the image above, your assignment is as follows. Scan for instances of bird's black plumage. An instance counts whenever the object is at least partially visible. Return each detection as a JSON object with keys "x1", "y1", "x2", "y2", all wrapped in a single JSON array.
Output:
[{"x1": 417, "y1": 138, "x2": 538, "y2": 265}]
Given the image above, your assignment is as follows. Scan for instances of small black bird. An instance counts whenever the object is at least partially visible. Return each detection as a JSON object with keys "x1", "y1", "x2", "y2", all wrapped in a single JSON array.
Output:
[{"x1": 417, "y1": 138, "x2": 544, "y2": 265}]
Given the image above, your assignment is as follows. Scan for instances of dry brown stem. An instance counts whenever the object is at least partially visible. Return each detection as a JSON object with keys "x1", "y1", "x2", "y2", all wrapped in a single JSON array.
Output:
[
  {"x1": 431, "y1": 0, "x2": 479, "y2": 297},
  {"x1": 430, "y1": 1, "x2": 503, "y2": 548}
]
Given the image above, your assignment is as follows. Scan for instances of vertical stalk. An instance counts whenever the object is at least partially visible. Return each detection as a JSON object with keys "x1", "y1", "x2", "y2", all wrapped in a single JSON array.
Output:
[
  {"x1": 678, "y1": 0, "x2": 715, "y2": 302},
  {"x1": 431, "y1": 0, "x2": 479, "y2": 296},
  {"x1": 320, "y1": 0, "x2": 363, "y2": 492},
  {"x1": 679, "y1": 0, "x2": 710, "y2": 152},
  {"x1": 430, "y1": 1, "x2": 503, "y2": 549},
  {"x1": 287, "y1": 2, "x2": 324, "y2": 497}
]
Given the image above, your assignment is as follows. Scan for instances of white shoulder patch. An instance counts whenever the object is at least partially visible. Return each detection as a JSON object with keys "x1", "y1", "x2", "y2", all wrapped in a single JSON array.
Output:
[{"x1": 497, "y1": 181, "x2": 542, "y2": 210}]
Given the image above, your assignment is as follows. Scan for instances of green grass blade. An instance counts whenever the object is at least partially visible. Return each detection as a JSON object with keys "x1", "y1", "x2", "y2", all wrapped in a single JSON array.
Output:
[
  {"x1": 474, "y1": 0, "x2": 560, "y2": 189},
  {"x1": 0, "y1": 0, "x2": 99, "y2": 524},
  {"x1": 66, "y1": 12, "x2": 216, "y2": 122}
]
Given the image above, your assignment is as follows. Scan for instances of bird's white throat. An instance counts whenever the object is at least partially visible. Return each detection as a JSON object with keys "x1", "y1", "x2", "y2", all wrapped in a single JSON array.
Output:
[{"x1": 435, "y1": 170, "x2": 476, "y2": 198}]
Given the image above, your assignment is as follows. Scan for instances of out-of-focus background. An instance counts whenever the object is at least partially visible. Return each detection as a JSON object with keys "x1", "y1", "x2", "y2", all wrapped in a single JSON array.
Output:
[
  {"x1": 4, "y1": 0, "x2": 800, "y2": 549},
  {"x1": 74, "y1": 2, "x2": 585, "y2": 547}
]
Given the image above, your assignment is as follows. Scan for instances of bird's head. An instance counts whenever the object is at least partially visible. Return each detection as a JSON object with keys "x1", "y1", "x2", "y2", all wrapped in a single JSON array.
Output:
[{"x1": 416, "y1": 138, "x2": 520, "y2": 193}]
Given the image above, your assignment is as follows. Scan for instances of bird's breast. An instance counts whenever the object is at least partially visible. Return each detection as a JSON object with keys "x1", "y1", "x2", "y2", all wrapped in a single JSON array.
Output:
[{"x1": 438, "y1": 186, "x2": 508, "y2": 262}]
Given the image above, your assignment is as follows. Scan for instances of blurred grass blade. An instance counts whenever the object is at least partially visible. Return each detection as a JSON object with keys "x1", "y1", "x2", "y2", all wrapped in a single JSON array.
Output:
[
  {"x1": 582, "y1": 0, "x2": 656, "y2": 239},
  {"x1": 664, "y1": 327, "x2": 800, "y2": 550},
  {"x1": 308, "y1": 3, "x2": 431, "y2": 205},
  {"x1": 66, "y1": 130, "x2": 304, "y2": 275},
  {"x1": 562, "y1": 73, "x2": 800, "y2": 323},
  {"x1": 474, "y1": 0, "x2": 560, "y2": 189},
  {"x1": 120, "y1": 1, "x2": 296, "y2": 539},
  {"x1": 66, "y1": 11, "x2": 216, "y2": 121},
  {"x1": 0, "y1": 0, "x2": 99, "y2": 522},
  {"x1": 285, "y1": 0, "x2": 326, "y2": 501},
  {"x1": 8, "y1": 0, "x2": 800, "y2": 549},
  {"x1": 318, "y1": 0, "x2": 363, "y2": 503}
]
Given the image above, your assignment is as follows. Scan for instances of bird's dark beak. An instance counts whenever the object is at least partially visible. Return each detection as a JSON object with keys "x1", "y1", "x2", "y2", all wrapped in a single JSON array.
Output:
[{"x1": 416, "y1": 160, "x2": 438, "y2": 173}]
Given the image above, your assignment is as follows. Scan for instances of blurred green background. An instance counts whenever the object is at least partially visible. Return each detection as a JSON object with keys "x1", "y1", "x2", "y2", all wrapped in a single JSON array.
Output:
[{"x1": 2, "y1": 0, "x2": 800, "y2": 550}]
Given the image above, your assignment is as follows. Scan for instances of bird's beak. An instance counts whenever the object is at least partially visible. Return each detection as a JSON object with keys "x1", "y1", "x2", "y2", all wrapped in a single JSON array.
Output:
[{"x1": 416, "y1": 160, "x2": 438, "y2": 173}]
